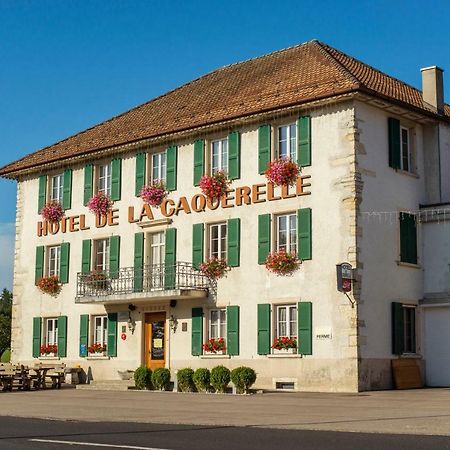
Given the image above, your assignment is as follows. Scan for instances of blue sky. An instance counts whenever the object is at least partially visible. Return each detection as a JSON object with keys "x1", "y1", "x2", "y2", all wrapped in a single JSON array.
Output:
[{"x1": 1, "y1": 0, "x2": 450, "y2": 290}]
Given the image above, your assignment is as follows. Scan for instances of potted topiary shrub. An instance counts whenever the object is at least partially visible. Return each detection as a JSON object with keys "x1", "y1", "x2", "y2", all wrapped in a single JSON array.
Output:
[
  {"x1": 134, "y1": 366, "x2": 152, "y2": 390},
  {"x1": 210, "y1": 365, "x2": 230, "y2": 393},
  {"x1": 151, "y1": 368, "x2": 171, "y2": 391},
  {"x1": 231, "y1": 367, "x2": 257, "y2": 394},
  {"x1": 176, "y1": 368, "x2": 195, "y2": 392},
  {"x1": 193, "y1": 368, "x2": 210, "y2": 393}
]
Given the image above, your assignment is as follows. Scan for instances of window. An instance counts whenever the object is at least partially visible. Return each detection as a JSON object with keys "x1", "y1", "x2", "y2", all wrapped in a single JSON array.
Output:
[
  {"x1": 399, "y1": 212, "x2": 417, "y2": 264},
  {"x1": 93, "y1": 315, "x2": 108, "y2": 346},
  {"x1": 277, "y1": 124, "x2": 297, "y2": 160},
  {"x1": 94, "y1": 239, "x2": 110, "y2": 272},
  {"x1": 208, "y1": 223, "x2": 227, "y2": 259},
  {"x1": 50, "y1": 174, "x2": 64, "y2": 203},
  {"x1": 45, "y1": 318, "x2": 58, "y2": 346},
  {"x1": 275, "y1": 305, "x2": 297, "y2": 339},
  {"x1": 403, "y1": 306, "x2": 416, "y2": 354},
  {"x1": 151, "y1": 151, "x2": 166, "y2": 183},
  {"x1": 400, "y1": 127, "x2": 411, "y2": 172},
  {"x1": 276, "y1": 213, "x2": 297, "y2": 254},
  {"x1": 47, "y1": 245, "x2": 61, "y2": 277},
  {"x1": 209, "y1": 309, "x2": 226, "y2": 339},
  {"x1": 210, "y1": 138, "x2": 228, "y2": 174},
  {"x1": 97, "y1": 162, "x2": 112, "y2": 196}
]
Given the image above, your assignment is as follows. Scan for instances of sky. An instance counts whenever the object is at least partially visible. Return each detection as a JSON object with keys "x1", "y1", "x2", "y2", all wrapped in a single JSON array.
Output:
[{"x1": 1, "y1": 0, "x2": 450, "y2": 290}]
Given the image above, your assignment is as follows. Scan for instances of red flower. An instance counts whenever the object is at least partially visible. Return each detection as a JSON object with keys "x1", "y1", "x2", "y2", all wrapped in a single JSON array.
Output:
[
  {"x1": 40, "y1": 344, "x2": 58, "y2": 355},
  {"x1": 199, "y1": 171, "x2": 231, "y2": 201},
  {"x1": 265, "y1": 250, "x2": 300, "y2": 276},
  {"x1": 265, "y1": 158, "x2": 299, "y2": 186},
  {"x1": 199, "y1": 257, "x2": 229, "y2": 280},
  {"x1": 202, "y1": 338, "x2": 226, "y2": 353},
  {"x1": 37, "y1": 276, "x2": 61, "y2": 296},
  {"x1": 272, "y1": 336, "x2": 297, "y2": 350}
]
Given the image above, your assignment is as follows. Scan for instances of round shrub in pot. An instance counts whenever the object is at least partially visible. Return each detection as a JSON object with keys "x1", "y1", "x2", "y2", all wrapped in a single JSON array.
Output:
[
  {"x1": 134, "y1": 366, "x2": 152, "y2": 390},
  {"x1": 193, "y1": 368, "x2": 210, "y2": 393},
  {"x1": 210, "y1": 365, "x2": 230, "y2": 393},
  {"x1": 177, "y1": 368, "x2": 195, "y2": 392},
  {"x1": 231, "y1": 367, "x2": 257, "y2": 394},
  {"x1": 152, "y1": 368, "x2": 171, "y2": 391}
]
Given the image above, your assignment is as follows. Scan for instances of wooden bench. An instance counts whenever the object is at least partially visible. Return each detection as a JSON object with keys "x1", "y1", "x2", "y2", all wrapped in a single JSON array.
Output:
[
  {"x1": 42, "y1": 363, "x2": 66, "y2": 389},
  {"x1": 0, "y1": 363, "x2": 15, "y2": 391}
]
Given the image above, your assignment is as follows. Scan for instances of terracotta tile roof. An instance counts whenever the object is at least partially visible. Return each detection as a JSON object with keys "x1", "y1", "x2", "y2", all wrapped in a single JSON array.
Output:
[{"x1": 1, "y1": 40, "x2": 448, "y2": 177}]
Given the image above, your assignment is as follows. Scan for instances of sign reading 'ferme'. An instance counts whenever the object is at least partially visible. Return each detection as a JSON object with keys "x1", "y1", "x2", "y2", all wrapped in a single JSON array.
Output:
[{"x1": 37, "y1": 176, "x2": 311, "y2": 237}]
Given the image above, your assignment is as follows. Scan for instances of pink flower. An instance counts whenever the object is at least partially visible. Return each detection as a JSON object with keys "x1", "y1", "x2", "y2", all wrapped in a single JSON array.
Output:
[
  {"x1": 264, "y1": 158, "x2": 299, "y2": 186},
  {"x1": 140, "y1": 180, "x2": 167, "y2": 207},
  {"x1": 199, "y1": 257, "x2": 229, "y2": 280},
  {"x1": 87, "y1": 192, "x2": 113, "y2": 216},
  {"x1": 40, "y1": 202, "x2": 65, "y2": 223},
  {"x1": 199, "y1": 171, "x2": 231, "y2": 201}
]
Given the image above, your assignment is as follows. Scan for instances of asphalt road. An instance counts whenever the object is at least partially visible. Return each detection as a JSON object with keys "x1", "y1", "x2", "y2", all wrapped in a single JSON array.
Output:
[{"x1": 0, "y1": 417, "x2": 450, "y2": 450}]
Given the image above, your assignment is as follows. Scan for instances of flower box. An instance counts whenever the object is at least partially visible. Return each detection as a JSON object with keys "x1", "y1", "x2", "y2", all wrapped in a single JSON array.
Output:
[
  {"x1": 88, "y1": 343, "x2": 107, "y2": 355},
  {"x1": 140, "y1": 180, "x2": 167, "y2": 207},
  {"x1": 40, "y1": 201, "x2": 65, "y2": 223},
  {"x1": 272, "y1": 336, "x2": 298, "y2": 352},
  {"x1": 40, "y1": 344, "x2": 58, "y2": 357},
  {"x1": 37, "y1": 276, "x2": 61, "y2": 296},
  {"x1": 202, "y1": 338, "x2": 226, "y2": 354},
  {"x1": 199, "y1": 171, "x2": 231, "y2": 201},
  {"x1": 265, "y1": 250, "x2": 300, "y2": 276},
  {"x1": 87, "y1": 192, "x2": 113, "y2": 216},
  {"x1": 264, "y1": 158, "x2": 299, "y2": 187},
  {"x1": 199, "y1": 258, "x2": 229, "y2": 280}
]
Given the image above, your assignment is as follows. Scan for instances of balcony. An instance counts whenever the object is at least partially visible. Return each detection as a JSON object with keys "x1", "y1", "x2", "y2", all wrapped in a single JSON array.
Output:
[{"x1": 75, "y1": 262, "x2": 215, "y2": 304}]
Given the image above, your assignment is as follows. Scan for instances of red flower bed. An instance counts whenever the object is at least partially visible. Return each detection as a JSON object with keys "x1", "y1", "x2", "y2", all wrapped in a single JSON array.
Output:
[
  {"x1": 199, "y1": 171, "x2": 231, "y2": 201},
  {"x1": 199, "y1": 257, "x2": 229, "y2": 280},
  {"x1": 264, "y1": 158, "x2": 299, "y2": 186},
  {"x1": 87, "y1": 192, "x2": 113, "y2": 216},
  {"x1": 40, "y1": 201, "x2": 65, "y2": 223},
  {"x1": 88, "y1": 343, "x2": 107, "y2": 354},
  {"x1": 37, "y1": 276, "x2": 61, "y2": 296},
  {"x1": 265, "y1": 250, "x2": 300, "y2": 276},
  {"x1": 139, "y1": 180, "x2": 167, "y2": 207},
  {"x1": 40, "y1": 344, "x2": 58, "y2": 355},
  {"x1": 272, "y1": 336, "x2": 297, "y2": 351},
  {"x1": 202, "y1": 338, "x2": 226, "y2": 354}
]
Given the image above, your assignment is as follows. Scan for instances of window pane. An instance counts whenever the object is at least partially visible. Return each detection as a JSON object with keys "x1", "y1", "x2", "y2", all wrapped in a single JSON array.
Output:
[
  {"x1": 278, "y1": 126, "x2": 288, "y2": 158},
  {"x1": 401, "y1": 128, "x2": 410, "y2": 172},
  {"x1": 289, "y1": 124, "x2": 297, "y2": 160},
  {"x1": 289, "y1": 214, "x2": 297, "y2": 254},
  {"x1": 212, "y1": 141, "x2": 220, "y2": 173},
  {"x1": 221, "y1": 139, "x2": 228, "y2": 173}
]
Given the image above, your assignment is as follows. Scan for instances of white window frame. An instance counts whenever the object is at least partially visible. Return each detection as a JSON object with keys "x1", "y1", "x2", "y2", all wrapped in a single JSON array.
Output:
[
  {"x1": 47, "y1": 245, "x2": 61, "y2": 277},
  {"x1": 93, "y1": 238, "x2": 110, "y2": 272},
  {"x1": 97, "y1": 162, "x2": 112, "y2": 197},
  {"x1": 400, "y1": 126, "x2": 411, "y2": 172},
  {"x1": 208, "y1": 222, "x2": 227, "y2": 260},
  {"x1": 45, "y1": 318, "x2": 58, "y2": 346},
  {"x1": 402, "y1": 305, "x2": 417, "y2": 354},
  {"x1": 50, "y1": 173, "x2": 64, "y2": 203},
  {"x1": 275, "y1": 304, "x2": 297, "y2": 340},
  {"x1": 277, "y1": 123, "x2": 297, "y2": 160},
  {"x1": 151, "y1": 151, "x2": 167, "y2": 183},
  {"x1": 210, "y1": 138, "x2": 228, "y2": 174},
  {"x1": 92, "y1": 315, "x2": 108, "y2": 347},
  {"x1": 208, "y1": 309, "x2": 226, "y2": 340},
  {"x1": 275, "y1": 213, "x2": 297, "y2": 254}
]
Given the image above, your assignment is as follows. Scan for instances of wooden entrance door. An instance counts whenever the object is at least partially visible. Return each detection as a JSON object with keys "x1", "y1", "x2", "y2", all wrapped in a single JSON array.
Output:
[{"x1": 144, "y1": 312, "x2": 166, "y2": 370}]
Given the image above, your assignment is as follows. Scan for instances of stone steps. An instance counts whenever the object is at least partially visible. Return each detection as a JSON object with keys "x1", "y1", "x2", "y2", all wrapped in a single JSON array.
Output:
[{"x1": 76, "y1": 380, "x2": 135, "y2": 391}]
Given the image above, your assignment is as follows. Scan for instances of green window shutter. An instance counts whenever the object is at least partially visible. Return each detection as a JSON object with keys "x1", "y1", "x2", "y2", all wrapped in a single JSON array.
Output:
[
  {"x1": 38, "y1": 175, "x2": 47, "y2": 212},
  {"x1": 228, "y1": 131, "x2": 241, "y2": 180},
  {"x1": 400, "y1": 213, "x2": 417, "y2": 264},
  {"x1": 227, "y1": 218, "x2": 240, "y2": 267},
  {"x1": 297, "y1": 116, "x2": 311, "y2": 167},
  {"x1": 111, "y1": 158, "x2": 122, "y2": 201},
  {"x1": 81, "y1": 240, "x2": 91, "y2": 274},
  {"x1": 297, "y1": 302, "x2": 312, "y2": 355},
  {"x1": 57, "y1": 316, "x2": 68, "y2": 358},
  {"x1": 62, "y1": 169, "x2": 72, "y2": 209},
  {"x1": 258, "y1": 125, "x2": 271, "y2": 174},
  {"x1": 135, "y1": 153, "x2": 147, "y2": 196},
  {"x1": 257, "y1": 304, "x2": 271, "y2": 355},
  {"x1": 107, "y1": 313, "x2": 118, "y2": 357},
  {"x1": 35, "y1": 246, "x2": 44, "y2": 285},
  {"x1": 109, "y1": 236, "x2": 120, "y2": 278},
  {"x1": 227, "y1": 305, "x2": 240, "y2": 356},
  {"x1": 164, "y1": 228, "x2": 177, "y2": 289},
  {"x1": 192, "y1": 223, "x2": 204, "y2": 269},
  {"x1": 83, "y1": 164, "x2": 94, "y2": 205},
  {"x1": 193, "y1": 139, "x2": 205, "y2": 186},
  {"x1": 297, "y1": 208, "x2": 312, "y2": 261},
  {"x1": 191, "y1": 307, "x2": 203, "y2": 356},
  {"x1": 79, "y1": 314, "x2": 89, "y2": 357},
  {"x1": 166, "y1": 146, "x2": 178, "y2": 191},
  {"x1": 388, "y1": 117, "x2": 401, "y2": 169},
  {"x1": 258, "y1": 214, "x2": 271, "y2": 264},
  {"x1": 392, "y1": 302, "x2": 404, "y2": 355},
  {"x1": 32, "y1": 317, "x2": 42, "y2": 358},
  {"x1": 59, "y1": 242, "x2": 70, "y2": 284},
  {"x1": 134, "y1": 233, "x2": 144, "y2": 292}
]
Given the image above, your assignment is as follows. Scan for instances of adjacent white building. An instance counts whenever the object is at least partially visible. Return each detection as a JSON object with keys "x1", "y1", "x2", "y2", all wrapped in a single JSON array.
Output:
[{"x1": 1, "y1": 40, "x2": 449, "y2": 391}]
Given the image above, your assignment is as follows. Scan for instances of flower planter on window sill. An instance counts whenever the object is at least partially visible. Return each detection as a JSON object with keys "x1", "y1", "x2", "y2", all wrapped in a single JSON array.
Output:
[
  {"x1": 267, "y1": 353, "x2": 302, "y2": 359},
  {"x1": 200, "y1": 353, "x2": 231, "y2": 359},
  {"x1": 39, "y1": 355, "x2": 60, "y2": 360},
  {"x1": 87, "y1": 354, "x2": 110, "y2": 360},
  {"x1": 273, "y1": 348, "x2": 297, "y2": 355}
]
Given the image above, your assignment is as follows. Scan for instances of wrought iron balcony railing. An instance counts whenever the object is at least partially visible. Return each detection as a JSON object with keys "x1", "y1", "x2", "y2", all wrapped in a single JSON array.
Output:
[{"x1": 76, "y1": 262, "x2": 215, "y2": 298}]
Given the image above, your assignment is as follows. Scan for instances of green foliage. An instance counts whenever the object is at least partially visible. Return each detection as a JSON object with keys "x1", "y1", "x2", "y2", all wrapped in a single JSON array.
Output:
[
  {"x1": 0, "y1": 348, "x2": 10, "y2": 363},
  {"x1": 151, "y1": 368, "x2": 171, "y2": 391},
  {"x1": 0, "y1": 289, "x2": 12, "y2": 355},
  {"x1": 177, "y1": 368, "x2": 195, "y2": 392},
  {"x1": 210, "y1": 365, "x2": 230, "y2": 393},
  {"x1": 134, "y1": 366, "x2": 152, "y2": 390},
  {"x1": 193, "y1": 368, "x2": 210, "y2": 392},
  {"x1": 231, "y1": 367, "x2": 257, "y2": 394}
]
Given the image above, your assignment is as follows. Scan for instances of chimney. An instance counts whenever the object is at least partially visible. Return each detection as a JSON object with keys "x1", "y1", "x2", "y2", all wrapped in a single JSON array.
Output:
[{"x1": 421, "y1": 66, "x2": 445, "y2": 114}]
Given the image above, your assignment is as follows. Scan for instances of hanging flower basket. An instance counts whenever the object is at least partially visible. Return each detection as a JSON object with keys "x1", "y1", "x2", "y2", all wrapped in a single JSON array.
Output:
[
  {"x1": 199, "y1": 257, "x2": 229, "y2": 280},
  {"x1": 40, "y1": 344, "x2": 58, "y2": 356},
  {"x1": 140, "y1": 180, "x2": 167, "y2": 207},
  {"x1": 202, "y1": 338, "x2": 226, "y2": 354},
  {"x1": 82, "y1": 270, "x2": 110, "y2": 291},
  {"x1": 199, "y1": 171, "x2": 231, "y2": 201},
  {"x1": 272, "y1": 336, "x2": 297, "y2": 351},
  {"x1": 87, "y1": 192, "x2": 113, "y2": 216},
  {"x1": 265, "y1": 250, "x2": 300, "y2": 276},
  {"x1": 37, "y1": 276, "x2": 61, "y2": 296},
  {"x1": 40, "y1": 201, "x2": 65, "y2": 223},
  {"x1": 264, "y1": 158, "x2": 299, "y2": 186},
  {"x1": 88, "y1": 343, "x2": 107, "y2": 355}
]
